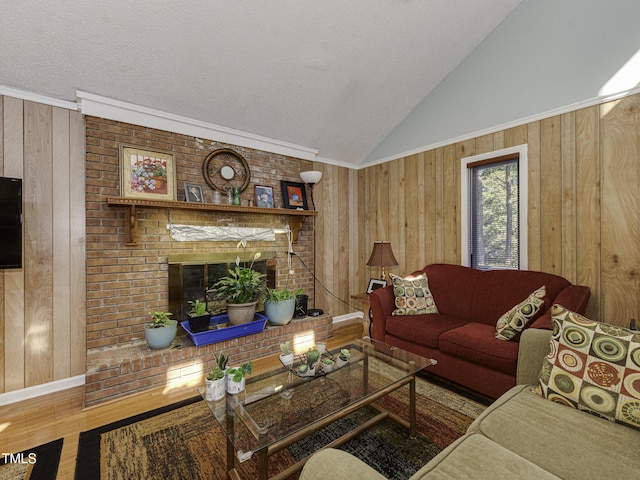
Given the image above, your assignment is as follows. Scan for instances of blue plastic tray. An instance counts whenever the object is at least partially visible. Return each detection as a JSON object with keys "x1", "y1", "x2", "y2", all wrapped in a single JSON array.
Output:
[{"x1": 180, "y1": 312, "x2": 268, "y2": 346}]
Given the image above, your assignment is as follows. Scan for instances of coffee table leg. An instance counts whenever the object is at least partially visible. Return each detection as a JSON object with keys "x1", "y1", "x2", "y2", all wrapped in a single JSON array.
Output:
[
  {"x1": 258, "y1": 448, "x2": 269, "y2": 480},
  {"x1": 226, "y1": 414, "x2": 236, "y2": 478},
  {"x1": 409, "y1": 375, "x2": 417, "y2": 437}
]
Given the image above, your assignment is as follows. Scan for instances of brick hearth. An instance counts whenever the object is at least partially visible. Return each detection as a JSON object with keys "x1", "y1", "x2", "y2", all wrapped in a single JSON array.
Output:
[{"x1": 85, "y1": 315, "x2": 332, "y2": 406}]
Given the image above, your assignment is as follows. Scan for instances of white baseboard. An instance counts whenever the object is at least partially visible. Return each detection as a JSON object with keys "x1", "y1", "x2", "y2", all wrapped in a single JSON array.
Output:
[
  {"x1": 0, "y1": 375, "x2": 86, "y2": 406},
  {"x1": 332, "y1": 312, "x2": 363, "y2": 324}
]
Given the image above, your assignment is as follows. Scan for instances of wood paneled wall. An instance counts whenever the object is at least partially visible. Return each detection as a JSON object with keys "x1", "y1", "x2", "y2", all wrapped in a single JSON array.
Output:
[
  {"x1": 0, "y1": 96, "x2": 86, "y2": 394},
  {"x1": 353, "y1": 94, "x2": 640, "y2": 327}
]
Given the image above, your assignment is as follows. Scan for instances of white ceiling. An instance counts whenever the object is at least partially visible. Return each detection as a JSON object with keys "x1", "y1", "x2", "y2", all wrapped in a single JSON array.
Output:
[{"x1": 0, "y1": 0, "x2": 521, "y2": 166}]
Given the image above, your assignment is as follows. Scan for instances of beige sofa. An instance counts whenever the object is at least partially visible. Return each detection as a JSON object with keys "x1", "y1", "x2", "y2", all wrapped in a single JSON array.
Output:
[{"x1": 300, "y1": 328, "x2": 640, "y2": 479}]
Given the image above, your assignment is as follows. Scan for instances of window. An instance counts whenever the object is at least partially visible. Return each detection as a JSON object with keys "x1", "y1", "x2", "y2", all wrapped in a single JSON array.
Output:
[{"x1": 460, "y1": 145, "x2": 528, "y2": 270}]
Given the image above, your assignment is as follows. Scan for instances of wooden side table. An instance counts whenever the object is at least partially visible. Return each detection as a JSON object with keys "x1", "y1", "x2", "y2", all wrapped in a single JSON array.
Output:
[{"x1": 350, "y1": 293, "x2": 373, "y2": 337}]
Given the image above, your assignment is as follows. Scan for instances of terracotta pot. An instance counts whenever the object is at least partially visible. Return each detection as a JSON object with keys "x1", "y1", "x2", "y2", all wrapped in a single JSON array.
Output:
[{"x1": 226, "y1": 301, "x2": 258, "y2": 325}]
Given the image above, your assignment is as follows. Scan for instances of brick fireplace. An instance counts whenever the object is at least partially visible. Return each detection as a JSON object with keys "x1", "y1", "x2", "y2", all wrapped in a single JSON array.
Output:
[{"x1": 84, "y1": 117, "x2": 320, "y2": 405}]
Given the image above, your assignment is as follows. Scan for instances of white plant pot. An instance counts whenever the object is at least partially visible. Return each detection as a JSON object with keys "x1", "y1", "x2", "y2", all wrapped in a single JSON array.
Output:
[
  {"x1": 226, "y1": 374, "x2": 246, "y2": 394},
  {"x1": 205, "y1": 377, "x2": 226, "y2": 401},
  {"x1": 280, "y1": 352, "x2": 294, "y2": 367},
  {"x1": 316, "y1": 342, "x2": 326, "y2": 355},
  {"x1": 336, "y1": 357, "x2": 348, "y2": 368},
  {"x1": 322, "y1": 362, "x2": 334, "y2": 373}
]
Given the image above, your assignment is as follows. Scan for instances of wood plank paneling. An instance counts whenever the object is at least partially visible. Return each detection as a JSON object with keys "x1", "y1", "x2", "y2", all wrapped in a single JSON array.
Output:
[
  {"x1": 527, "y1": 122, "x2": 542, "y2": 271},
  {"x1": 540, "y1": 116, "x2": 562, "y2": 274},
  {"x1": 600, "y1": 96, "x2": 640, "y2": 326},
  {"x1": 3, "y1": 96, "x2": 25, "y2": 392},
  {"x1": 575, "y1": 106, "x2": 601, "y2": 320},
  {"x1": 561, "y1": 112, "x2": 577, "y2": 283},
  {"x1": 1, "y1": 96, "x2": 85, "y2": 394}
]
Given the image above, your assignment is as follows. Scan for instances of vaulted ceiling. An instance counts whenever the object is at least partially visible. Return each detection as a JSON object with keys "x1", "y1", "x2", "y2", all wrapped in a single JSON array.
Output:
[{"x1": 0, "y1": 0, "x2": 521, "y2": 166}]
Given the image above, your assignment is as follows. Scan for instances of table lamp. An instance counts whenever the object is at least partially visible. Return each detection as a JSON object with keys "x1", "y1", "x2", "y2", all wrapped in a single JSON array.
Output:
[{"x1": 366, "y1": 241, "x2": 398, "y2": 280}]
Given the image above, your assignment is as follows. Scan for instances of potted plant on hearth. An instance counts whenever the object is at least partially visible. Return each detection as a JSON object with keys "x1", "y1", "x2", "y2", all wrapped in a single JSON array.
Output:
[
  {"x1": 187, "y1": 299, "x2": 211, "y2": 333},
  {"x1": 264, "y1": 287, "x2": 302, "y2": 326},
  {"x1": 144, "y1": 311, "x2": 177, "y2": 349},
  {"x1": 210, "y1": 242, "x2": 266, "y2": 325},
  {"x1": 226, "y1": 361, "x2": 253, "y2": 394}
]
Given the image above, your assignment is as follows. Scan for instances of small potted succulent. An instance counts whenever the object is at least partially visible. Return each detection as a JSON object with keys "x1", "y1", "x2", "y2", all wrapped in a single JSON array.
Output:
[
  {"x1": 336, "y1": 348, "x2": 351, "y2": 367},
  {"x1": 226, "y1": 361, "x2": 253, "y2": 394},
  {"x1": 297, "y1": 362, "x2": 314, "y2": 377},
  {"x1": 205, "y1": 366, "x2": 226, "y2": 401},
  {"x1": 144, "y1": 311, "x2": 177, "y2": 349},
  {"x1": 305, "y1": 348, "x2": 321, "y2": 370},
  {"x1": 321, "y1": 357, "x2": 334, "y2": 373},
  {"x1": 279, "y1": 341, "x2": 294, "y2": 367},
  {"x1": 187, "y1": 299, "x2": 211, "y2": 333}
]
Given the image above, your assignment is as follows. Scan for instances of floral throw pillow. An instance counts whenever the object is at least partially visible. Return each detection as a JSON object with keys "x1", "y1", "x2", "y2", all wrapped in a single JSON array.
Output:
[
  {"x1": 536, "y1": 304, "x2": 640, "y2": 430},
  {"x1": 495, "y1": 286, "x2": 546, "y2": 341},
  {"x1": 390, "y1": 273, "x2": 438, "y2": 316}
]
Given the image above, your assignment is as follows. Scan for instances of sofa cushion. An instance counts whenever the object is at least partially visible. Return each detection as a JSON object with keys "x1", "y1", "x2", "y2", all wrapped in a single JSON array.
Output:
[
  {"x1": 423, "y1": 264, "x2": 482, "y2": 320},
  {"x1": 495, "y1": 286, "x2": 546, "y2": 341},
  {"x1": 536, "y1": 304, "x2": 640, "y2": 430},
  {"x1": 386, "y1": 314, "x2": 468, "y2": 349},
  {"x1": 439, "y1": 322, "x2": 519, "y2": 375},
  {"x1": 390, "y1": 272, "x2": 439, "y2": 316},
  {"x1": 469, "y1": 385, "x2": 640, "y2": 480},
  {"x1": 411, "y1": 432, "x2": 561, "y2": 480}
]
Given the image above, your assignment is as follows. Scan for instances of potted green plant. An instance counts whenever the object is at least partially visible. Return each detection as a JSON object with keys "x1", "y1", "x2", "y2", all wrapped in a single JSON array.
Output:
[
  {"x1": 187, "y1": 299, "x2": 211, "y2": 333},
  {"x1": 205, "y1": 366, "x2": 226, "y2": 401},
  {"x1": 144, "y1": 311, "x2": 177, "y2": 349},
  {"x1": 226, "y1": 361, "x2": 253, "y2": 394},
  {"x1": 336, "y1": 348, "x2": 351, "y2": 367},
  {"x1": 321, "y1": 357, "x2": 334, "y2": 373},
  {"x1": 264, "y1": 287, "x2": 302, "y2": 325},
  {"x1": 210, "y1": 250, "x2": 266, "y2": 325},
  {"x1": 279, "y1": 341, "x2": 294, "y2": 367}
]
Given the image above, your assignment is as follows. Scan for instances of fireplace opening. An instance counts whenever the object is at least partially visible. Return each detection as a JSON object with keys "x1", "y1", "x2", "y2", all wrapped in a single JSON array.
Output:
[{"x1": 168, "y1": 252, "x2": 276, "y2": 321}]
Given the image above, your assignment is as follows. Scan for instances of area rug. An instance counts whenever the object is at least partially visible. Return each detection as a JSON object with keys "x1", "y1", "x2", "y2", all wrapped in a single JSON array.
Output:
[
  {"x1": 75, "y1": 375, "x2": 485, "y2": 480},
  {"x1": 0, "y1": 438, "x2": 63, "y2": 480}
]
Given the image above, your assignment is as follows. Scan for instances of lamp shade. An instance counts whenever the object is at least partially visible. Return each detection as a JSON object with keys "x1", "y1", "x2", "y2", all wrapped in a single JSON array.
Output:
[
  {"x1": 300, "y1": 170, "x2": 323, "y2": 185},
  {"x1": 366, "y1": 241, "x2": 399, "y2": 267}
]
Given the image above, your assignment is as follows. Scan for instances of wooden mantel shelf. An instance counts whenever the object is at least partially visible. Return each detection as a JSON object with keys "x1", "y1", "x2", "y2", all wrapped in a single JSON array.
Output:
[{"x1": 106, "y1": 197, "x2": 317, "y2": 246}]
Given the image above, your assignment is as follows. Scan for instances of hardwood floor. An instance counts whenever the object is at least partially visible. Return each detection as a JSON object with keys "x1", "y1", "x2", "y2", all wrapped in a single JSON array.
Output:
[{"x1": 0, "y1": 320, "x2": 363, "y2": 479}]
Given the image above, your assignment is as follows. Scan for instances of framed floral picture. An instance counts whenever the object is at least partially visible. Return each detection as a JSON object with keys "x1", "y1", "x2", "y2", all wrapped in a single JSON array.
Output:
[{"x1": 120, "y1": 145, "x2": 177, "y2": 201}]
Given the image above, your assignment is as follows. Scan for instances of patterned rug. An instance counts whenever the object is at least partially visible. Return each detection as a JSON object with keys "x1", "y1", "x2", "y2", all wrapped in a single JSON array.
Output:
[
  {"x1": 0, "y1": 439, "x2": 63, "y2": 480},
  {"x1": 75, "y1": 376, "x2": 485, "y2": 479}
]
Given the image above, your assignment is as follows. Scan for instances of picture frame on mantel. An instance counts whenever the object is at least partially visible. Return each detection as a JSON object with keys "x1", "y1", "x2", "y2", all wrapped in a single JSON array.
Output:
[
  {"x1": 280, "y1": 180, "x2": 308, "y2": 210},
  {"x1": 120, "y1": 145, "x2": 177, "y2": 201}
]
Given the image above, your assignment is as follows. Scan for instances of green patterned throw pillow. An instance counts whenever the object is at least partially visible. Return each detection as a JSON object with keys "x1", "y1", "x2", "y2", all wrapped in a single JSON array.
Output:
[
  {"x1": 390, "y1": 272, "x2": 438, "y2": 316},
  {"x1": 536, "y1": 304, "x2": 640, "y2": 430},
  {"x1": 495, "y1": 286, "x2": 546, "y2": 341}
]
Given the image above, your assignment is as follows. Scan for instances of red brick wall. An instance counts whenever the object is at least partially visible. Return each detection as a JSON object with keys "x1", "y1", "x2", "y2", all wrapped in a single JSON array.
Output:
[{"x1": 85, "y1": 117, "x2": 315, "y2": 350}]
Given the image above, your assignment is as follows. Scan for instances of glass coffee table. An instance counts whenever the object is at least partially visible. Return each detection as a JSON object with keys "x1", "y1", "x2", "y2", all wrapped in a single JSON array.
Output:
[{"x1": 200, "y1": 337, "x2": 436, "y2": 480}]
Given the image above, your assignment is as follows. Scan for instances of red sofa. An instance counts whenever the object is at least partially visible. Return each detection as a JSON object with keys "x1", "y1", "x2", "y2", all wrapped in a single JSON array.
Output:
[{"x1": 369, "y1": 263, "x2": 590, "y2": 399}]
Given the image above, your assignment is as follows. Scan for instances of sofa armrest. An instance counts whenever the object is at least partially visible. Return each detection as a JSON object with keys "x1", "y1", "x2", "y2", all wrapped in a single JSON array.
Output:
[
  {"x1": 369, "y1": 285, "x2": 395, "y2": 342},
  {"x1": 530, "y1": 284, "x2": 590, "y2": 329},
  {"x1": 300, "y1": 448, "x2": 385, "y2": 480},
  {"x1": 516, "y1": 328, "x2": 552, "y2": 385}
]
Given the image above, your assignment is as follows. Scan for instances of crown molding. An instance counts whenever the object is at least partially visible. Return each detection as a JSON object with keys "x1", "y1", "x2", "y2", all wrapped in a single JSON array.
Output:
[
  {"x1": 0, "y1": 85, "x2": 78, "y2": 110},
  {"x1": 76, "y1": 90, "x2": 318, "y2": 161}
]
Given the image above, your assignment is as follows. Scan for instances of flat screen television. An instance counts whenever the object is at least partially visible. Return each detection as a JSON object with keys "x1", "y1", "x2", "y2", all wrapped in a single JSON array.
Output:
[{"x1": 0, "y1": 177, "x2": 22, "y2": 269}]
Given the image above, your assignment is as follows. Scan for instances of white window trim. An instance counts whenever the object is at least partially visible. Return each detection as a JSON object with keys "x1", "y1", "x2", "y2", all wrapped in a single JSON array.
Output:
[{"x1": 460, "y1": 144, "x2": 528, "y2": 270}]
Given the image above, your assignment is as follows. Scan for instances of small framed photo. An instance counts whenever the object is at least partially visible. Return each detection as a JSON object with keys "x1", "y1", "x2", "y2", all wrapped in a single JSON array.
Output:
[
  {"x1": 366, "y1": 278, "x2": 388, "y2": 293},
  {"x1": 120, "y1": 145, "x2": 176, "y2": 201},
  {"x1": 280, "y1": 181, "x2": 308, "y2": 210},
  {"x1": 255, "y1": 185, "x2": 274, "y2": 208},
  {"x1": 184, "y1": 183, "x2": 204, "y2": 203}
]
